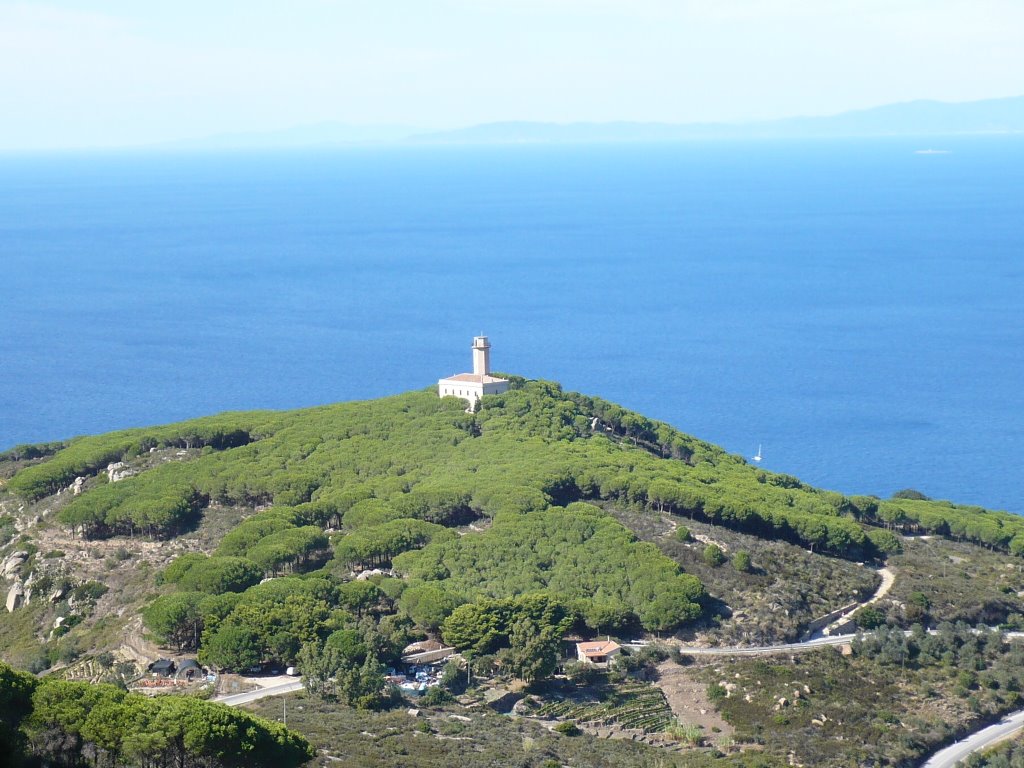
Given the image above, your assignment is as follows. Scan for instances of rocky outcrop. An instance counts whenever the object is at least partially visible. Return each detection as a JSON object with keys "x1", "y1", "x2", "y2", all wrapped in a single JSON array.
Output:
[
  {"x1": 72, "y1": 477, "x2": 86, "y2": 495},
  {"x1": 2, "y1": 551, "x2": 28, "y2": 578},
  {"x1": 107, "y1": 462, "x2": 135, "y2": 483},
  {"x1": 483, "y1": 688, "x2": 523, "y2": 713},
  {"x1": 6, "y1": 582, "x2": 24, "y2": 612}
]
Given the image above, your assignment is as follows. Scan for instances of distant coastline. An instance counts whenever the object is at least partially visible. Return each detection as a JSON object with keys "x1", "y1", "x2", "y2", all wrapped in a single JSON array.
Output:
[{"x1": 145, "y1": 95, "x2": 1024, "y2": 152}]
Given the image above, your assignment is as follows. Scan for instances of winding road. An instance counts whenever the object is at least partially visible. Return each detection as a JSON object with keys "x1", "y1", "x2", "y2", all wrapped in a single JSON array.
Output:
[
  {"x1": 213, "y1": 678, "x2": 304, "y2": 706},
  {"x1": 921, "y1": 710, "x2": 1024, "y2": 768}
]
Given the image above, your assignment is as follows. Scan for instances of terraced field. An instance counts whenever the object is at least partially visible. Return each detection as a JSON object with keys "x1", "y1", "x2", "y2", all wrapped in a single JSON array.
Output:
[{"x1": 535, "y1": 683, "x2": 674, "y2": 732}]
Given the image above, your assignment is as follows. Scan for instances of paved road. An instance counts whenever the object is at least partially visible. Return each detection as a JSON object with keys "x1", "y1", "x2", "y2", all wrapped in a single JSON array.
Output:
[
  {"x1": 678, "y1": 634, "x2": 858, "y2": 656},
  {"x1": 213, "y1": 679, "x2": 304, "y2": 706},
  {"x1": 920, "y1": 709, "x2": 1024, "y2": 768}
]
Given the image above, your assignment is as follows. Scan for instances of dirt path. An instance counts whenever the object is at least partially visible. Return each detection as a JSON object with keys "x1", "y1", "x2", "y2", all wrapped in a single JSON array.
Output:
[
  {"x1": 817, "y1": 565, "x2": 896, "y2": 637},
  {"x1": 655, "y1": 660, "x2": 734, "y2": 744},
  {"x1": 866, "y1": 566, "x2": 896, "y2": 605}
]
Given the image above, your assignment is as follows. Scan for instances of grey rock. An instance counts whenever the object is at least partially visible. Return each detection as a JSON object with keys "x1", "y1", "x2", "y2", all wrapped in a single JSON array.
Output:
[
  {"x1": 6, "y1": 582, "x2": 24, "y2": 612},
  {"x1": 2, "y1": 551, "x2": 28, "y2": 578}
]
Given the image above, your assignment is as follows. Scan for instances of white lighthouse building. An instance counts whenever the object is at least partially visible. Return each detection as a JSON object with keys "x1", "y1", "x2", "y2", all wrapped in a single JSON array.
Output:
[{"x1": 438, "y1": 336, "x2": 510, "y2": 408}]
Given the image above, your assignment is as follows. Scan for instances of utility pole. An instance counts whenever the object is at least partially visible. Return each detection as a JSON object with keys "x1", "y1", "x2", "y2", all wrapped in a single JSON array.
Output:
[{"x1": 284, "y1": 696, "x2": 287, "y2": 727}]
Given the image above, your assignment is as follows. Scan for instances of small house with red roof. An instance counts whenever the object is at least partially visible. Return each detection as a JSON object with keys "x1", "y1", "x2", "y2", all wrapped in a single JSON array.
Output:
[{"x1": 575, "y1": 639, "x2": 622, "y2": 666}]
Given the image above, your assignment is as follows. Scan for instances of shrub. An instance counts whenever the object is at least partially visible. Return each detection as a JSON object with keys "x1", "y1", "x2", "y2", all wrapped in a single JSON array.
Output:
[
  {"x1": 665, "y1": 721, "x2": 703, "y2": 745},
  {"x1": 675, "y1": 526, "x2": 691, "y2": 542},
  {"x1": 670, "y1": 648, "x2": 693, "y2": 666},
  {"x1": 703, "y1": 544, "x2": 726, "y2": 567},
  {"x1": 421, "y1": 685, "x2": 454, "y2": 706},
  {"x1": 732, "y1": 550, "x2": 752, "y2": 573},
  {"x1": 867, "y1": 528, "x2": 903, "y2": 555},
  {"x1": 554, "y1": 720, "x2": 581, "y2": 736},
  {"x1": 892, "y1": 488, "x2": 930, "y2": 501},
  {"x1": 854, "y1": 606, "x2": 886, "y2": 629},
  {"x1": 564, "y1": 660, "x2": 602, "y2": 686},
  {"x1": 72, "y1": 580, "x2": 109, "y2": 602}
]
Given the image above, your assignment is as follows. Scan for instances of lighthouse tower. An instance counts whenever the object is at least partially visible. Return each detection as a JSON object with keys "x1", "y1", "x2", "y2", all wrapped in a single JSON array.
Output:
[
  {"x1": 472, "y1": 336, "x2": 491, "y2": 376},
  {"x1": 438, "y1": 336, "x2": 510, "y2": 408}
]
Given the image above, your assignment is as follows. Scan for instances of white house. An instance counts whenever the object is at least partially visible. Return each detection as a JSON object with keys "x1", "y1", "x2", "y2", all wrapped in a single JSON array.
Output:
[
  {"x1": 438, "y1": 336, "x2": 510, "y2": 408},
  {"x1": 575, "y1": 640, "x2": 622, "y2": 666}
]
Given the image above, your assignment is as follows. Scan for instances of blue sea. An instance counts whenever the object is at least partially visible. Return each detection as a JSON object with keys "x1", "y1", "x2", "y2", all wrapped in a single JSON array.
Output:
[{"x1": 1, "y1": 139, "x2": 1022, "y2": 513}]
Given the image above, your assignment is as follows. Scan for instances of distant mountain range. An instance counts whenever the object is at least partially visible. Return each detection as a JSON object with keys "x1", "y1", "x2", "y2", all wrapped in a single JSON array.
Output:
[
  {"x1": 411, "y1": 96, "x2": 1024, "y2": 144},
  {"x1": 169, "y1": 96, "x2": 1024, "y2": 149}
]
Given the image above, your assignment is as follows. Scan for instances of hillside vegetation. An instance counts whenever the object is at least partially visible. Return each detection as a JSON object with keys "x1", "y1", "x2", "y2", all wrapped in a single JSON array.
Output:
[
  {"x1": 4, "y1": 377, "x2": 1024, "y2": 767},
  {"x1": 2, "y1": 378, "x2": 1022, "y2": 671}
]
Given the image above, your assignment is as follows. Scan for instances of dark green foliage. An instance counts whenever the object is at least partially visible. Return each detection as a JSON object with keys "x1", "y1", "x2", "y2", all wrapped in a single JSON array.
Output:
[
  {"x1": 731, "y1": 550, "x2": 752, "y2": 573},
  {"x1": 71, "y1": 580, "x2": 109, "y2": 603},
  {"x1": 400, "y1": 503, "x2": 704, "y2": 633},
  {"x1": 247, "y1": 526, "x2": 329, "y2": 575},
  {"x1": 298, "y1": 640, "x2": 389, "y2": 710},
  {"x1": 58, "y1": 472, "x2": 205, "y2": 539},
  {"x1": 0, "y1": 663, "x2": 34, "y2": 765},
  {"x1": 501, "y1": 618, "x2": 561, "y2": 682},
  {"x1": 215, "y1": 510, "x2": 299, "y2": 556},
  {"x1": 199, "y1": 625, "x2": 262, "y2": 671},
  {"x1": 703, "y1": 544, "x2": 726, "y2": 567},
  {"x1": 893, "y1": 488, "x2": 931, "y2": 501},
  {"x1": 441, "y1": 594, "x2": 573, "y2": 654},
  {"x1": 200, "y1": 579, "x2": 338, "y2": 666},
  {"x1": 335, "y1": 518, "x2": 454, "y2": 569},
  {"x1": 325, "y1": 629, "x2": 367, "y2": 664},
  {"x1": 143, "y1": 591, "x2": 206, "y2": 650},
  {"x1": 0, "y1": 662, "x2": 313, "y2": 767},
  {"x1": 390, "y1": 488, "x2": 477, "y2": 526},
  {"x1": 336, "y1": 581, "x2": 384, "y2": 618},
  {"x1": 163, "y1": 554, "x2": 263, "y2": 594},
  {"x1": 7, "y1": 418, "x2": 261, "y2": 501},
  {"x1": 853, "y1": 605, "x2": 886, "y2": 629},
  {"x1": 553, "y1": 720, "x2": 581, "y2": 736},
  {"x1": 397, "y1": 582, "x2": 466, "y2": 631},
  {"x1": 564, "y1": 660, "x2": 603, "y2": 686},
  {"x1": 866, "y1": 527, "x2": 903, "y2": 555},
  {"x1": 10, "y1": 381, "x2": 1024, "y2": 563}
]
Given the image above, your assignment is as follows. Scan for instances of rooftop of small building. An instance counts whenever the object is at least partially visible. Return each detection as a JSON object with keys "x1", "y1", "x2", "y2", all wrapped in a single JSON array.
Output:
[
  {"x1": 576, "y1": 640, "x2": 622, "y2": 656},
  {"x1": 439, "y1": 372, "x2": 509, "y2": 384}
]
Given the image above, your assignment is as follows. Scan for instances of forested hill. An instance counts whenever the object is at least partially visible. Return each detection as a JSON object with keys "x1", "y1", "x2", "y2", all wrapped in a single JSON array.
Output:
[{"x1": 5, "y1": 377, "x2": 1019, "y2": 559}]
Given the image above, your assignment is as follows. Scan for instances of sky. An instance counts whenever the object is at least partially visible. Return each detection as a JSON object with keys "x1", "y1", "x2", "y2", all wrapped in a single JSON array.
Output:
[{"x1": 1, "y1": 0, "x2": 1022, "y2": 150}]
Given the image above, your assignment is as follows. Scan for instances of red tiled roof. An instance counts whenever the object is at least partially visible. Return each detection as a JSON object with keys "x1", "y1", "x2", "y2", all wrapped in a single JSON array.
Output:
[{"x1": 576, "y1": 640, "x2": 621, "y2": 657}]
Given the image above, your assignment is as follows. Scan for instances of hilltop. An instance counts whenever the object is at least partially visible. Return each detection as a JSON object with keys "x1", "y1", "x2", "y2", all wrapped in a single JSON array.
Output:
[{"x1": 3, "y1": 378, "x2": 1024, "y2": 767}]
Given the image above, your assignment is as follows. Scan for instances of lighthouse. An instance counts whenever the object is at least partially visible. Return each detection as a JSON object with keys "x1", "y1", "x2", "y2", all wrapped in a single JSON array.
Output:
[
  {"x1": 438, "y1": 336, "x2": 510, "y2": 408},
  {"x1": 472, "y1": 336, "x2": 491, "y2": 376}
]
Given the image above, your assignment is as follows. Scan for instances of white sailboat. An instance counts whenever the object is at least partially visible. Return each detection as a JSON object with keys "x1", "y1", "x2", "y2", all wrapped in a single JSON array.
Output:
[{"x1": 752, "y1": 444, "x2": 763, "y2": 462}]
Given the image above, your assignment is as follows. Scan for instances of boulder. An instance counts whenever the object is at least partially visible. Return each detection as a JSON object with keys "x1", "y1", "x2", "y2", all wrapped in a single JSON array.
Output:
[
  {"x1": 72, "y1": 477, "x2": 86, "y2": 495},
  {"x1": 6, "y1": 582, "x2": 24, "y2": 613},
  {"x1": 107, "y1": 462, "x2": 135, "y2": 483},
  {"x1": 2, "y1": 551, "x2": 28, "y2": 578},
  {"x1": 483, "y1": 688, "x2": 523, "y2": 713}
]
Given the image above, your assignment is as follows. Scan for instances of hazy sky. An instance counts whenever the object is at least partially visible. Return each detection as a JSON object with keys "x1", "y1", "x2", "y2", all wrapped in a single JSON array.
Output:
[{"x1": 1, "y1": 0, "x2": 1022, "y2": 149}]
